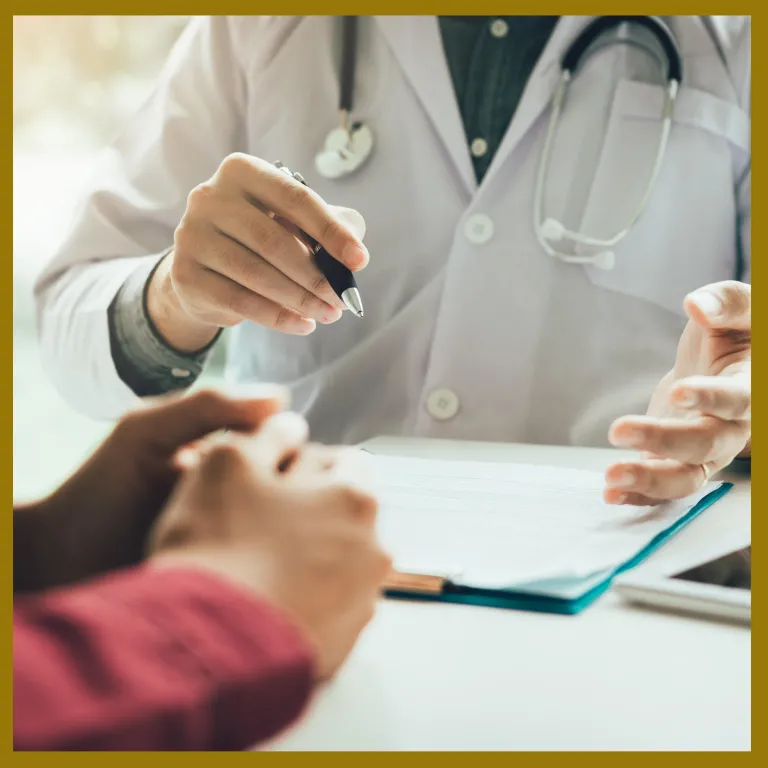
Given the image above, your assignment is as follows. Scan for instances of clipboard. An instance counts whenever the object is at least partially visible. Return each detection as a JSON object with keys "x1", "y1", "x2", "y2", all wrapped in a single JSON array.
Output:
[{"x1": 382, "y1": 482, "x2": 733, "y2": 615}]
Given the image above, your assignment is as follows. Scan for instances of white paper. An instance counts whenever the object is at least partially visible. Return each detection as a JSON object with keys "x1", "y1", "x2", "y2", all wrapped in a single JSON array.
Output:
[{"x1": 371, "y1": 455, "x2": 722, "y2": 590}]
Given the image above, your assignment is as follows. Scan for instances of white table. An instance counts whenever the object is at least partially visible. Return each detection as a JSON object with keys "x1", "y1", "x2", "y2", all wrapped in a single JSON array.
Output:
[{"x1": 269, "y1": 438, "x2": 751, "y2": 751}]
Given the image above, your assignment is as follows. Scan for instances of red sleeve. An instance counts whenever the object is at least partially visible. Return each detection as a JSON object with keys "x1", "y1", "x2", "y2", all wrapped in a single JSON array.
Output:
[{"x1": 13, "y1": 566, "x2": 315, "y2": 751}]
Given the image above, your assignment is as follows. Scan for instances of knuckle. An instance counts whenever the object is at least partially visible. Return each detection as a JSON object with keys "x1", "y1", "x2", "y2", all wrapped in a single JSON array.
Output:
[
  {"x1": 271, "y1": 306, "x2": 292, "y2": 331},
  {"x1": 736, "y1": 398, "x2": 752, "y2": 420},
  {"x1": 202, "y1": 441, "x2": 248, "y2": 475},
  {"x1": 185, "y1": 182, "x2": 217, "y2": 217},
  {"x1": 643, "y1": 469, "x2": 672, "y2": 499},
  {"x1": 226, "y1": 290, "x2": 247, "y2": 317},
  {"x1": 311, "y1": 274, "x2": 331, "y2": 295},
  {"x1": 112, "y1": 409, "x2": 145, "y2": 441},
  {"x1": 719, "y1": 328, "x2": 751, "y2": 349},
  {"x1": 720, "y1": 281, "x2": 751, "y2": 316},
  {"x1": 239, "y1": 254, "x2": 266, "y2": 287},
  {"x1": 703, "y1": 389, "x2": 721, "y2": 415},
  {"x1": 253, "y1": 221, "x2": 285, "y2": 259},
  {"x1": 299, "y1": 289, "x2": 321, "y2": 312},
  {"x1": 338, "y1": 486, "x2": 378, "y2": 517},
  {"x1": 281, "y1": 179, "x2": 311, "y2": 211},
  {"x1": 647, "y1": 427, "x2": 667, "y2": 452},
  {"x1": 218, "y1": 152, "x2": 251, "y2": 179},
  {"x1": 319, "y1": 216, "x2": 345, "y2": 247},
  {"x1": 189, "y1": 388, "x2": 226, "y2": 413},
  {"x1": 700, "y1": 430, "x2": 718, "y2": 460}
]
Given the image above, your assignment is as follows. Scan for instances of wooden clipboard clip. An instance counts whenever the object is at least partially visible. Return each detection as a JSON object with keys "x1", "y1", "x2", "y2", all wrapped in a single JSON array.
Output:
[{"x1": 383, "y1": 569, "x2": 448, "y2": 595}]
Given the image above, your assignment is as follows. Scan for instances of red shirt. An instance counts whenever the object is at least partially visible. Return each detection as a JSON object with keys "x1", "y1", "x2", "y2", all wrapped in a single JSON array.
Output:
[{"x1": 13, "y1": 566, "x2": 315, "y2": 750}]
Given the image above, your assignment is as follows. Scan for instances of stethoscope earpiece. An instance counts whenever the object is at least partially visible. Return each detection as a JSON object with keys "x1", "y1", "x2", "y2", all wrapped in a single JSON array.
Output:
[
  {"x1": 540, "y1": 217, "x2": 615, "y2": 269},
  {"x1": 592, "y1": 250, "x2": 616, "y2": 271}
]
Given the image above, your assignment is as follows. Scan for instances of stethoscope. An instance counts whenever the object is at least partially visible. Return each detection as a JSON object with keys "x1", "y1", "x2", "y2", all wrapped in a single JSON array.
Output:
[
  {"x1": 315, "y1": 16, "x2": 683, "y2": 271},
  {"x1": 314, "y1": 16, "x2": 375, "y2": 179}
]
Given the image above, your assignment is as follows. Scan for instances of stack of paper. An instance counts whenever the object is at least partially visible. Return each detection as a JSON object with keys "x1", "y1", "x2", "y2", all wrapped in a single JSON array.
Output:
[{"x1": 371, "y1": 455, "x2": 728, "y2": 602}]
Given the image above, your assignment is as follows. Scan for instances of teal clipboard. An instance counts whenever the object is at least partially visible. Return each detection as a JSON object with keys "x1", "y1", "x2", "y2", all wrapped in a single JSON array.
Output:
[{"x1": 384, "y1": 482, "x2": 733, "y2": 616}]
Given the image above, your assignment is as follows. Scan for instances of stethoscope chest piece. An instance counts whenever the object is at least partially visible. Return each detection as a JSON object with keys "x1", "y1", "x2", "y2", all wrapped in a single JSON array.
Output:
[{"x1": 315, "y1": 122, "x2": 374, "y2": 179}]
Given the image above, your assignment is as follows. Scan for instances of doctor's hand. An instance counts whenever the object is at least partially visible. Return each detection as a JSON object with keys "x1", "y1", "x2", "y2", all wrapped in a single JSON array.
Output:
[
  {"x1": 147, "y1": 153, "x2": 369, "y2": 353},
  {"x1": 605, "y1": 281, "x2": 750, "y2": 506},
  {"x1": 15, "y1": 386, "x2": 287, "y2": 594}
]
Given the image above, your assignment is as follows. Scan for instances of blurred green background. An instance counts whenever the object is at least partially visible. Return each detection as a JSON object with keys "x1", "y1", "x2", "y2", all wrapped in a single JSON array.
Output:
[{"x1": 13, "y1": 16, "x2": 226, "y2": 500}]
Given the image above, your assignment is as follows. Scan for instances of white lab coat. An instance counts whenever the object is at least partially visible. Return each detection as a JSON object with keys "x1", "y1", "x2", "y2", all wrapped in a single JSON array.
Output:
[{"x1": 35, "y1": 15, "x2": 751, "y2": 448}]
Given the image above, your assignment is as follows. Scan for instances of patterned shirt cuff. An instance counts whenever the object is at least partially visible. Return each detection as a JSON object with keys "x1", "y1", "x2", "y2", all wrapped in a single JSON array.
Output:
[{"x1": 108, "y1": 253, "x2": 222, "y2": 397}]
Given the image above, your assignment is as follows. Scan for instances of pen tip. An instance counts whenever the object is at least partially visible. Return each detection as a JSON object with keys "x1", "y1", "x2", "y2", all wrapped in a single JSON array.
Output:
[{"x1": 341, "y1": 288, "x2": 364, "y2": 318}]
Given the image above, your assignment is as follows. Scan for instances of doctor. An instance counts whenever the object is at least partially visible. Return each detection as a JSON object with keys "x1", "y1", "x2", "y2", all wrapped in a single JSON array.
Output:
[{"x1": 36, "y1": 15, "x2": 751, "y2": 506}]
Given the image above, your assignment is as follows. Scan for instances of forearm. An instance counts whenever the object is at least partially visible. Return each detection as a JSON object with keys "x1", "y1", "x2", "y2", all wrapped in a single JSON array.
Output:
[{"x1": 13, "y1": 566, "x2": 314, "y2": 751}]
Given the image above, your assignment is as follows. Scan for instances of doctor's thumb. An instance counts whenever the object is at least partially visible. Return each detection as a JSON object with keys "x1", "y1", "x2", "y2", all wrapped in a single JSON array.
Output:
[
  {"x1": 331, "y1": 206, "x2": 367, "y2": 241},
  {"x1": 685, "y1": 281, "x2": 751, "y2": 332}
]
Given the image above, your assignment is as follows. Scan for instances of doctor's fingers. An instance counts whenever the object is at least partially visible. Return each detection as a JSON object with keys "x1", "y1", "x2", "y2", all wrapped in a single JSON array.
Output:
[
  {"x1": 188, "y1": 229, "x2": 342, "y2": 325},
  {"x1": 198, "y1": 196, "x2": 347, "y2": 312},
  {"x1": 184, "y1": 268, "x2": 317, "y2": 335},
  {"x1": 214, "y1": 154, "x2": 369, "y2": 271},
  {"x1": 609, "y1": 414, "x2": 748, "y2": 467},
  {"x1": 604, "y1": 458, "x2": 713, "y2": 505},
  {"x1": 669, "y1": 374, "x2": 751, "y2": 422}
]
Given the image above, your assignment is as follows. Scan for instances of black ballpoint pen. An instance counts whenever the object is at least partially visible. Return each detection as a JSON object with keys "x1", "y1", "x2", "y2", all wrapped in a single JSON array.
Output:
[{"x1": 273, "y1": 161, "x2": 364, "y2": 317}]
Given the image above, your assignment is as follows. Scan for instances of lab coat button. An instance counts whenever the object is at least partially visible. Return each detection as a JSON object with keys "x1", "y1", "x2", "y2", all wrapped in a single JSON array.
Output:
[
  {"x1": 426, "y1": 388, "x2": 460, "y2": 421},
  {"x1": 464, "y1": 214, "x2": 494, "y2": 245},
  {"x1": 490, "y1": 19, "x2": 509, "y2": 38},
  {"x1": 470, "y1": 137, "x2": 488, "y2": 157}
]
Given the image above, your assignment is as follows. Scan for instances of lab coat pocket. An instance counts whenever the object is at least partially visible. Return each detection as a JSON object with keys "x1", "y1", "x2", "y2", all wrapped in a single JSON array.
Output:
[{"x1": 577, "y1": 79, "x2": 750, "y2": 316}]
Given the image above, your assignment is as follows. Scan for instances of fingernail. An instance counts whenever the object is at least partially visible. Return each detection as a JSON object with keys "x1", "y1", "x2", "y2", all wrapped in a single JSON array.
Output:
[
  {"x1": 691, "y1": 292, "x2": 722, "y2": 318},
  {"x1": 314, "y1": 303, "x2": 342, "y2": 323},
  {"x1": 609, "y1": 470, "x2": 636, "y2": 489},
  {"x1": 267, "y1": 410, "x2": 309, "y2": 439},
  {"x1": 295, "y1": 318, "x2": 316, "y2": 335},
  {"x1": 342, "y1": 242, "x2": 369, "y2": 270},
  {"x1": 319, "y1": 307, "x2": 343, "y2": 324},
  {"x1": 612, "y1": 428, "x2": 644, "y2": 448},
  {"x1": 614, "y1": 493, "x2": 627, "y2": 505},
  {"x1": 175, "y1": 446, "x2": 200, "y2": 471}
]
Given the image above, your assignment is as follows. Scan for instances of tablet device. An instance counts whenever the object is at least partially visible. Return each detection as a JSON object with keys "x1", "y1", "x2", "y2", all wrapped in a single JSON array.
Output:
[{"x1": 614, "y1": 546, "x2": 751, "y2": 625}]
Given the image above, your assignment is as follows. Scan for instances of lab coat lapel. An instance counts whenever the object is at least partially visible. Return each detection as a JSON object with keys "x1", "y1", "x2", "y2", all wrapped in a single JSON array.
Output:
[
  {"x1": 375, "y1": 16, "x2": 476, "y2": 196},
  {"x1": 480, "y1": 16, "x2": 595, "y2": 192}
]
